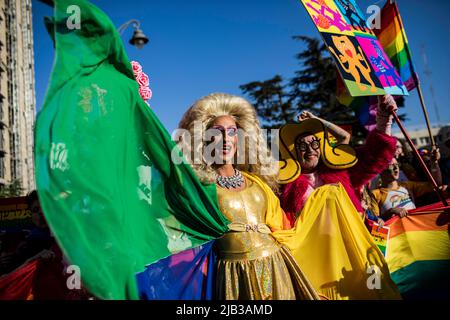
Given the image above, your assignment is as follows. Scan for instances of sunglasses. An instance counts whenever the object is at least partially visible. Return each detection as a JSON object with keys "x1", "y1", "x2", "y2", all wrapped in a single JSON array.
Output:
[
  {"x1": 210, "y1": 126, "x2": 238, "y2": 137},
  {"x1": 296, "y1": 139, "x2": 320, "y2": 152}
]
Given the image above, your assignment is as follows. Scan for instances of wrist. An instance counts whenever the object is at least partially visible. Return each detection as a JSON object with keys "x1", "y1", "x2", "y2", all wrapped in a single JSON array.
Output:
[
  {"x1": 376, "y1": 124, "x2": 392, "y2": 135},
  {"x1": 376, "y1": 114, "x2": 393, "y2": 135}
]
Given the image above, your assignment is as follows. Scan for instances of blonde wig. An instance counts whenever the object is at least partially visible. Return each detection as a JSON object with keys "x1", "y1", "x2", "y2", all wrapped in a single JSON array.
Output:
[{"x1": 177, "y1": 93, "x2": 279, "y2": 191}]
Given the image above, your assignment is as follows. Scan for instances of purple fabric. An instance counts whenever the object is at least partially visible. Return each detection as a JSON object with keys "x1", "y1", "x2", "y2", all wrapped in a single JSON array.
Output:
[{"x1": 136, "y1": 241, "x2": 216, "y2": 300}]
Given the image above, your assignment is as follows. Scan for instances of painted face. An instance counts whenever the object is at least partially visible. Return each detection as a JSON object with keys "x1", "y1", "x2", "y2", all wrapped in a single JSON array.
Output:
[
  {"x1": 296, "y1": 134, "x2": 321, "y2": 172},
  {"x1": 210, "y1": 115, "x2": 238, "y2": 164},
  {"x1": 382, "y1": 158, "x2": 400, "y2": 182}
]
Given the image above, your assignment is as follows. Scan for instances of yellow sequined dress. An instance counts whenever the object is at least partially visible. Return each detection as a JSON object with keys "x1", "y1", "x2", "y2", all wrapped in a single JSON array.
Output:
[{"x1": 215, "y1": 178, "x2": 319, "y2": 300}]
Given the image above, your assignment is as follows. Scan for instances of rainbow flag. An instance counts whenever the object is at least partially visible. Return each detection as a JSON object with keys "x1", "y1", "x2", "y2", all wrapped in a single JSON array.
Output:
[
  {"x1": 384, "y1": 202, "x2": 450, "y2": 299},
  {"x1": 374, "y1": 0, "x2": 418, "y2": 91}
]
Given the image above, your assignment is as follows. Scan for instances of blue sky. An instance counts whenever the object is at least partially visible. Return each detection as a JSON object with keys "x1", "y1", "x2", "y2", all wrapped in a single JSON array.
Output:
[{"x1": 32, "y1": 0, "x2": 450, "y2": 133}]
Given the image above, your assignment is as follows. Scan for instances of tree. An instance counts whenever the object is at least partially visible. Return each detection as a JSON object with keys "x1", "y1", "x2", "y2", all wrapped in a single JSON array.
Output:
[
  {"x1": 239, "y1": 75, "x2": 293, "y2": 129},
  {"x1": 288, "y1": 36, "x2": 354, "y2": 122},
  {"x1": 0, "y1": 179, "x2": 24, "y2": 198}
]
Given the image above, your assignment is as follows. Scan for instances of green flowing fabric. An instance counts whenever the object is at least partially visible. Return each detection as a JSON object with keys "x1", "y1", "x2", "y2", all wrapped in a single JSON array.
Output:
[{"x1": 35, "y1": 0, "x2": 229, "y2": 299}]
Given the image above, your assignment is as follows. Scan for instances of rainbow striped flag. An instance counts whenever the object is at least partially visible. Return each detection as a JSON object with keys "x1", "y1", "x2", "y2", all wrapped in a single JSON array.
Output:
[
  {"x1": 384, "y1": 202, "x2": 450, "y2": 299},
  {"x1": 374, "y1": 0, "x2": 418, "y2": 91}
]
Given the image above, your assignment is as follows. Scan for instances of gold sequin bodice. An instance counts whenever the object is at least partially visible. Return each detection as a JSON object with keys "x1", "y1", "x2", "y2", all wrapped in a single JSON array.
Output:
[{"x1": 216, "y1": 179, "x2": 278, "y2": 260}]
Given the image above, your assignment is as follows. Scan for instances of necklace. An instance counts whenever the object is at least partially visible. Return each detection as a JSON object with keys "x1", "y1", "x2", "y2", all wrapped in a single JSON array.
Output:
[{"x1": 216, "y1": 169, "x2": 245, "y2": 189}]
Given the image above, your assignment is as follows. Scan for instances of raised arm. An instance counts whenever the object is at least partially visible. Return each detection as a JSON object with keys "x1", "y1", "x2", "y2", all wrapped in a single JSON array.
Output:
[
  {"x1": 430, "y1": 147, "x2": 443, "y2": 185},
  {"x1": 298, "y1": 111, "x2": 351, "y2": 144},
  {"x1": 349, "y1": 95, "x2": 398, "y2": 189},
  {"x1": 375, "y1": 94, "x2": 397, "y2": 136}
]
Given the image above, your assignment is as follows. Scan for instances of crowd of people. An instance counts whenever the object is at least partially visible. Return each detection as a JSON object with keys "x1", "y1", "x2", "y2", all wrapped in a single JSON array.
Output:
[
  {"x1": 365, "y1": 135, "x2": 449, "y2": 226},
  {"x1": 174, "y1": 93, "x2": 447, "y2": 300},
  {"x1": 2, "y1": 88, "x2": 449, "y2": 300},
  {"x1": 4, "y1": 0, "x2": 447, "y2": 301}
]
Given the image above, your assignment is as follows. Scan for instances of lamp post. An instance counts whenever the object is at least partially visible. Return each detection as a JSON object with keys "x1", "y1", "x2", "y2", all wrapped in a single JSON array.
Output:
[{"x1": 117, "y1": 19, "x2": 149, "y2": 49}]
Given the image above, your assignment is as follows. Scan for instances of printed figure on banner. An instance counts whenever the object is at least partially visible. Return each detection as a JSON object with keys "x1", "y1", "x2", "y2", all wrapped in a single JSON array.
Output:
[{"x1": 323, "y1": 33, "x2": 384, "y2": 95}]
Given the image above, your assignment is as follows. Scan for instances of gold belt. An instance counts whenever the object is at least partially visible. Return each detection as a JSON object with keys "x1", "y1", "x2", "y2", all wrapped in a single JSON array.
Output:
[
  {"x1": 216, "y1": 241, "x2": 281, "y2": 261},
  {"x1": 227, "y1": 222, "x2": 271, "y2": 234}
]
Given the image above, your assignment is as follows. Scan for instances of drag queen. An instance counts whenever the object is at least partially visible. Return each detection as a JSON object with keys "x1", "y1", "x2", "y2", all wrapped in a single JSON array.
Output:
[{"x1": 177, "y1": 93, "x2": 319, "y2": 300}]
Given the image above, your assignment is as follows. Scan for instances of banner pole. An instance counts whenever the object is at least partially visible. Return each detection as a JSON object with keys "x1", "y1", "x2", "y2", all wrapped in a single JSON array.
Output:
[
  {"x1": 391, "y1": 112, "x2": 448, "y2": 206},
  {"x1": 416, "y1": 83, "x2": 437, "y2": 148}
]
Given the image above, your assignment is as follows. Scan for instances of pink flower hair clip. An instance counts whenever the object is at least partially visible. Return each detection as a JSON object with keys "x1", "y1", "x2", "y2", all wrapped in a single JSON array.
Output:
[{"x1": 131, "y1": 61, "x2": 152, "y2": 106}]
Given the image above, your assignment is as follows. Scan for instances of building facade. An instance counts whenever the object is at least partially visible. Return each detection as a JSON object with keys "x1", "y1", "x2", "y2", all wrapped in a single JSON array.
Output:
[
  {"x1": 0, "y1": 0, "x2": 35, "y2": 194},
  {"x1": 393, "y1": 124, "x2": 450, "y2": 158}
]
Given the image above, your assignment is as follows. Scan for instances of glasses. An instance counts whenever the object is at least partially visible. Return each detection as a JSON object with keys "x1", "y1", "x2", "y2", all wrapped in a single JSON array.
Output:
[
  {"x1": 296, "y1": 139, "x2": 320, "y2": 152},
  {"x1": 210, "y1": 126, "x2": 238, "y2": 137}
]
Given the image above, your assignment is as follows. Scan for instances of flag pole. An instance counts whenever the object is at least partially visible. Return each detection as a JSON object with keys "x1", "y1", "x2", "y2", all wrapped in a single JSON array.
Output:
[
  {"x1": 391, "y1": 112, "x2": 448, "y2": 206},
  {"x1": 416, "y1": 82, "x2": 437, "y2": 148},
  {"x1": 390, "y1": 0, "x2": 436, "y2": 148},
  {"x1": 390, "y1": 0, "x2": 436, "y2": 149}
]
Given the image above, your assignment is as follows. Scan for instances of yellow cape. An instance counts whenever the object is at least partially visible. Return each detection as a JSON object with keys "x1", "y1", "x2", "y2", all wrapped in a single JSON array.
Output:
[{"x1": 243, "y1": 172, "x2": 401, "y2": 300}]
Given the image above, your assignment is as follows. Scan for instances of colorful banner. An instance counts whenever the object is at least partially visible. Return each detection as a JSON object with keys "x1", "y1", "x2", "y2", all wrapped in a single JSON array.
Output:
[
  {"x1": 370, "y1": 223, "x2": 390, "y2": 257},
  {"x1": 0, "y1": 197, "x2": 33, "y2": 232},
  {"x1": 300, "y1": 0, "x2": 408, "y2": 97}
]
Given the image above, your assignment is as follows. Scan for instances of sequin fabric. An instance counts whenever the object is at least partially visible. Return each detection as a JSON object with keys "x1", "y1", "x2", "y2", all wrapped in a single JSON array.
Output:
[{"x1": 215, "y1": 179, "x2": 319, "y2": 300}]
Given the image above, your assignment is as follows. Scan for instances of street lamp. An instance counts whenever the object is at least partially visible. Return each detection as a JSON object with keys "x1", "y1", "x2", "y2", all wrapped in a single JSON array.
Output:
[{"x1": 117, "y1": 19, "x2": 149, "y2": 49}]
